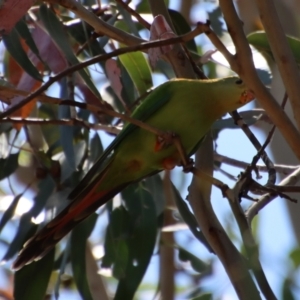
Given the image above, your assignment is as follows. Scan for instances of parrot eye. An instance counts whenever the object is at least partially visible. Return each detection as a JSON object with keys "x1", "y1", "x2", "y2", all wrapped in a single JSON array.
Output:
[{"x1": 235, "y1": 79, "x2": 243, "y2": 85}]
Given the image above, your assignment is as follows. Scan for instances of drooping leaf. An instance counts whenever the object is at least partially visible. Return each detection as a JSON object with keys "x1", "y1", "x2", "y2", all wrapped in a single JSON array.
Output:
[
  {"x1": 2, "y1": 213, "x2": 37, "y2": 262},
  {"x1": 14, "y1": 249, "x2": 55, "y2": 300},
  {"x1": 118, "y1": 51, "x2": 152, "y2": 97},
  {"x1": 39, "y1": 4, "x2": 100, "y2": 98},
  {"x1": 102, "y1": 206, "x2": 131, "y2": 279},
  {"x1": 0, "y1": 194, "x2": 23, "y2": 233},
  {"x1": 169, "y1": 9, "x2": 197, "y2": 53},
  {"x1": 71, "y1": 213, "x2": 98, "y2": 300},
  {"x1": 208, "y1": 6, "x2": 224, "y2": 37},
  {"x1": 2, "y1": 175, "x2": 55, "y2": 261},
  {"x1": 247, "y1": 31, "x2": 300, "y2": 66},
  {"x1": 190, "y1": 293, "x2": 213, "y2": 300},
  {"x1": 59, "y1": 140, "x2": 86, "y2": 182},
  {"x1": 144, "y1": 175, "x2": 165, "y2": 216},
  {"x1": 0, "y1": 152, "x2": 19, "y2": 180},
  {"x1": 3, "y1": 28, "x2": 42, "y2": 81},
  {"x1": 59, "y1": 80, "x2": 76, "y2": 171},
  {"x1": 281, "y1": 278, "x2": 295, "y2": 300},
  {"x1": 38, "y1": 103, "x2": 61, "y2": 155},
  {"x1": 89, "y1": 133, "x2": 103, "y2": 164},
  {"x1": 172, "y1": 183, "x2": 213, "y2": 253},
  {"x1": 15, "y1": 19, "x2": 42, "y2": 62},
  {"x1": 114, "y1": 184, "x2": 157, "y2": 300},
  {"x1": 289, "y1": 247, "x2": 300, "y2": 268},
  {"x1": 178, "y1": 247, "x2": 209, "y2": 273}
]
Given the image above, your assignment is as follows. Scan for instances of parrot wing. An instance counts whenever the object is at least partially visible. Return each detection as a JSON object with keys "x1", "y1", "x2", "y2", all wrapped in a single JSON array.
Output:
[{"x1": 68, "y1": 81, "x2": 173, "y2": 201}]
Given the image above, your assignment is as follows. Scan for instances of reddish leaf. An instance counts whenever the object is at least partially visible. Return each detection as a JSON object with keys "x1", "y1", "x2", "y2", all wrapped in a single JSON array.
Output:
[
  {"x1": 105, "y1": 59, "x2": 124, "y2": 103},
  {"x1": 149, "y1": 15, "x2": 176, "y2": 67},
  {"x1": 0, "y1": 0, "x2": 34, "y2": 35}
]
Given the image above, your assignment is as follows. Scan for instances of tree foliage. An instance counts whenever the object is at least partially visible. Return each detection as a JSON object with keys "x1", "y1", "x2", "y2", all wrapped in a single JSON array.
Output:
[{"x1": 0, "y1": 0, "x2": 300, "y2": 299}]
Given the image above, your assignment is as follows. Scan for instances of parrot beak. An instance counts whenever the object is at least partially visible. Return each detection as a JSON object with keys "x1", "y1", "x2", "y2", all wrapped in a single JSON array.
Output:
[{"x1": 240, "y1": 90, "x2": 255, "y2": 104}]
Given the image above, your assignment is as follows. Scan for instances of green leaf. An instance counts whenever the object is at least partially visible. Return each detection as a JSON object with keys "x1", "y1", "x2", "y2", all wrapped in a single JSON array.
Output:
[
  {"x1": 2, "y1": 175, "x2": 56, "y2": 261},
  {"x1": 38, "y1": 103, "x2": 63, "y2": 155},
  {"x1": 168, "y1": 9, "x2": 197, "y2": 53},
  {"x1": 3, "y1": 28, "x2": 43, "y2": 81},
  {"x1": 60, "y1": 140, "x2": 86, "y2": 182},
  {"x1": 208, "y1": 6, "x2": 224, "y2": 36},
  {"x1": 0, "y1": 152, "x2": 19, "y2": 180},
  {"x1": 0, "y1": 194, "x2": 22, "y2": 233},
  {"x1": 59, "y1": 96, "x2": 76, "y2": 170},
  {"x1": 282, "y1": 278, "x2": 295, "y2": 300},
  {"x1": 71, "y1": 213, "x2": 98, "y2": 300},
  {"x1": 113, "y1": 184, "x2": 157, "y2": 300},
  {"x1": 39, "y1": 4, "x2": 100, "y2": 98},
  {"x1": 118, "y1": 51, "x2": 152, "y2": 96},
  {"x1": 2, "y1": 213, "x2": 37, "y2": 262},
  {"x1": 290, "y1": 247, "x2": 300, "y2": 268},
  {"x1": 178, "y1": 247, "x2": 208, "y2": 273},
  {"x1": 247, "y1": 31, "x2": 300, "y2": 65},
  {"x1": 15, "y1": 19, "x2": 42, "y2": 61},
  {"x1": 172, "y1": 183, "x2": 212, "y2": 252},
  {"x1": 136, "y1": 0, "x2": 169, "y2": 13},
  {"x1": 90, "y1": 133, "x2": 103, "y2": 163},
  {"x1": 14, "y1": 249, "x2": 55, "y2": 300},
  {"x1": 144, "y1": 175, "x2": 165, "y2": 216},
  {"x1": 190, "y1": 293, "x2": 212, "y2": 300},
  {"x1": 117, "y1": 4, "x2": 140, "y2": 37},
  {"x1": 102, "y1": 207, "x2": 131, "y2": 279}
]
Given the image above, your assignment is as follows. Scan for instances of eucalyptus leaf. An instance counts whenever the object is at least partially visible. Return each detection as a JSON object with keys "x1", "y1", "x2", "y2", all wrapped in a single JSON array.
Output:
[
  {"x1": 247, "y1": 31, "x2": 300, "y2": 66},
  {"x1": 39, "y1": 4, "x2": 100, "y2": 97},
  {"x1": 3, "y1": 28, "x2": 42, "y2": 81},
  {"x1": 0, "y1": 152, "x2": 19, "y2": 180},
  {"x1": 14, "y1": 249, "x2": 55, "y2": 300},
  {"x1": 114, "y1": 184, "x2": 157, "y2": 300},
  {"x1": 178, "y1": 247, "x2": 209, "y2": 273},
  {"x1": 0, "y1": 194, "x2": 23, "y2": 233},
  {"x1": 71, "y1": 214, "x2": 98, "y2": 300}
]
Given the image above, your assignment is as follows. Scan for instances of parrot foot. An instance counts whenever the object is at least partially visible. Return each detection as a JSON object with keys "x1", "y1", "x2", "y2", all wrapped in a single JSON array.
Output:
[
  {"x1": 155, "y1": 131, "x2": 192, "y2": 169},
  {"x1": 155, "y1": 131, "x2": 194, "y2": 172},
  {"x1": 180, "y1": 158, "x2": 195, "y2": 173},
  {"x1": 155, "y1": 131, "x2": 177, "y2": 151}
]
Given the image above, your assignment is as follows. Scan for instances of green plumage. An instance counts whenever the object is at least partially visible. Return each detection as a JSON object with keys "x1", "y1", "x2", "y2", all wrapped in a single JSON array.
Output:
[{"x1": 13, "y1": 76, "x2": 254, "y2": 270}]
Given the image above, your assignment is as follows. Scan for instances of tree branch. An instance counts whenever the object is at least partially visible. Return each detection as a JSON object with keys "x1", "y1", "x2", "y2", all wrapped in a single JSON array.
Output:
[
  {"x1": 255, "y1": 0, "x2": 300, "y2": 131},
  {"x1": 214, "y1": 3, "x2": 300, "y2": 161}
]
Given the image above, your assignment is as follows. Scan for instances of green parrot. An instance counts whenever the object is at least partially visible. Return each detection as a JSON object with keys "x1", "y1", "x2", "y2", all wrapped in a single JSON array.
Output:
[{"x1": 13, "y1": 76, "x2": 254, "y2": 270}]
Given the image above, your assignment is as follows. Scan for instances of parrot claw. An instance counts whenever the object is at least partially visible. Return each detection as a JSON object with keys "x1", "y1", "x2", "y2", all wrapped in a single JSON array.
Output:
[
  {"x1": 154, "y1": 131, "x2": 177, "y2": 151},
  {"x1": 181, "y1": 158, "x2": 194, "y2": 173}
]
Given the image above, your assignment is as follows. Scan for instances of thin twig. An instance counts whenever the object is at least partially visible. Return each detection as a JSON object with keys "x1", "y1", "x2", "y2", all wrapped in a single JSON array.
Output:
[
  {"x1": 0, "y1": 117, "x2": 121, "y2": 135},
  {"x1": 115, "y1": 0, "x2": 151, "y2": 29},
  {"x1": 246, "y1": 167, "x2": 300, "y2": 223},
  {"x1": 214, "y1": 153, "x2": 299, "y2": 175},
  {"x1": 230, "y1": 110, "x2": 276, "y2": 185},
  {"x1": 60, "y1": 99, "x2": 165, "y2": 136},
  {"x1": 255, "y1": 0, "x2": 300, "y2": 131}
]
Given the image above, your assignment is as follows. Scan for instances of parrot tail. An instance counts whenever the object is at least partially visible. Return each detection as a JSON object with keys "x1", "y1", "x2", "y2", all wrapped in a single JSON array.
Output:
[{"x1": 12, "y1": 180, "x2": 128, "y2": 270}]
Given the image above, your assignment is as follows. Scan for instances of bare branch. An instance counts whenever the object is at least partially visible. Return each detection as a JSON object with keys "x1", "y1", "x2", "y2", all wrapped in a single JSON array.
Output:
[
  {"x1": 216, "y1": 3, "x2": 300, "y2": 161},
  {"x1": 0, "y1": 117, "x2": 121, "y2": 135},
  {"x1": 214, "y1": 153, "x2": 299, "y2": 175},
  {"x1": 246, "y1": 167, "x2": 300, "y2": 223},
  {"x1": 255, "y1": 0, "x2": 300, "y2": 131}
]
